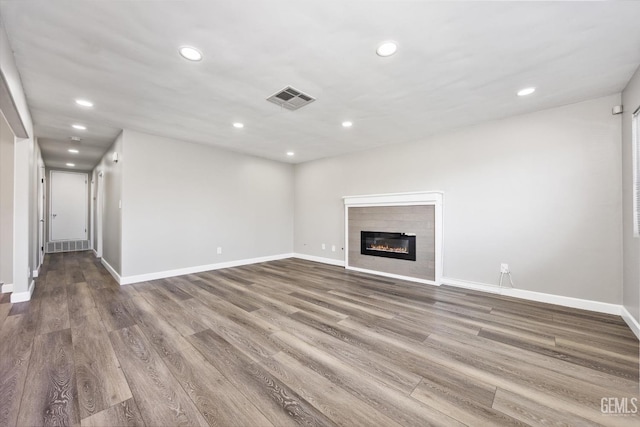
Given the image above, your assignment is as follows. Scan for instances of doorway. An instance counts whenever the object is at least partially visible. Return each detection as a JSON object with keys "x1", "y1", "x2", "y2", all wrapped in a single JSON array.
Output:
[{"x1": 49, "y1": 170, "x2": 88, "y2": 243}]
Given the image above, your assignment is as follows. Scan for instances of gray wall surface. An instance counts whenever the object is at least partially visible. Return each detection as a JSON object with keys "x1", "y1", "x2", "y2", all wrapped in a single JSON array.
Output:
[
  {"x1": 120, "y1": 130, "x2": 294, "y2": 278},
  {"x1": 621, "y1": 65, "x2": 640, "y2": 323},
  {"x1": 0, "y1": 112, "x2": 14, "y2": 285},
  {"x1": 294, "y1": 95, "x2": 623, "y2": 304},
  {"x1": 94, "y1": 133, "x2": 124, "y2": 275}
]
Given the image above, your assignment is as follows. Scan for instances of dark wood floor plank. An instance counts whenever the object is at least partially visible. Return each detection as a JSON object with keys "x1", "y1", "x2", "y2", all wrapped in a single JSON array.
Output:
[
  {"x1": 136, "y1": 288, "x2": 207, "y2": 336},
  {"x1": 180, "y1": 297, "x2": 281, "y2": 363},
  {"x1": 491, "y1": 388, "x2": 603, "y2": 427},
  {"x1": 188, "y1": 328, "x2": 337, "y2": 427},
  {"x1": 0, "y1": 302, "x2": 39, "y2": 427},
  {"x1": 161, "y1": 340, "x2": 274, "y2": 427},
  {"x1": 108, "y1": 325, "x2": 209, "y2": 426},
  {"x1": 121, "y1": 294, "x2": 193, "y2": 357},
  {"x1": 71, "y1": 311, "x2": 132, "y2": 419},
  {"x1": 80, "y1": 398, "x2": 145, "y2": 427},
  {"x1": 0, "y1": 302, "x2": 10, "y2": 329},
  {"x1": 17, "y1": 328, "x2": 80, "y2": 426},
  {"x1": 410, "y1": 379, "x2": 525, "y2": 426},
  {"x1": 92, "y1": 288, "x2": 137, "y2": 332},
  {"x1": 424, "y1": 333, "x2": 638, "y2": 425},
  {"x1": 262, "y1": 350, "x2": 403, "y2": 427},
  {"x1": 36, "y1": 281, "x2": 70, "y2": 335},
  {"x1": 253, "y1": 307, "x2": 422, "y2": 395},
  {"x1": 272, "y1": 330, "x2": 465, "y2": 427},
  {"x1": 434, "y1": 323, "x2": 639, "y2": 396},
  {"x1": 67, "y1": 281, "x2": 98, "y2": 327}
]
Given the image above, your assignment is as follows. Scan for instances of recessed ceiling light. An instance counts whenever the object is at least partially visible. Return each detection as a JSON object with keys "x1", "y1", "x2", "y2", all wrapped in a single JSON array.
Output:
[
  {"x1": 75, "y1": 99, "x2": 93, "y2": 107},
  {"x1": 233, "y1": 122, "x2": 244, "y2": 129},
  {"x1": 68, "y1": 149, "x2": 79, "y2": 154},
  {"x1": 70, "y1": 136, "x2": 82, "y2": 142},
  {"x1": 342, "y1": 121, "x2": 353, "y2": 128},
  {"x1": 72, "y1": 124, "x2": 86, "y2": 130},
  {"x1": 376, "y1": 41, "x2": 398, "y2": 57},
  {"x1": 66, "y1": 163, "x2": 75, "y2": 167},
  {"x1": 517, "y1": 87, "x2": 536, "y2": 96},
  {"x1": 179, "y1": 46, "x2": 203, "y2": 61},
  {"x1": 286, "y1": 151, "x2": 295, "y2": 156}
]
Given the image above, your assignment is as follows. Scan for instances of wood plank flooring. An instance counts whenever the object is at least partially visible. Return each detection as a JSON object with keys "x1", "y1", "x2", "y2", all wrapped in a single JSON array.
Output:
[{"x1": 0, "y1": 251, "x2": 638, "y2": 426}]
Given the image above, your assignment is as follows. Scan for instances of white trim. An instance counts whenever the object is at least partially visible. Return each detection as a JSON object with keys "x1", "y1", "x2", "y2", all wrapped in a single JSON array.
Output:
[
  {"x1": 293, "y1": 253, "x2": 345, "y2": 267},
  {"x1": 632, "y1": 106, "x2": 639, "y2": 237},
  {"x1": 1, "y1": 283, "x2": 13, "y2": 293},
  {"x1": 442, "y1": 276, "x2": 621, "y2": 316},
  {"x1": 32, "y1": 268, "x2": 38, "y2": 278},
  {"x1": 343, "y1": 191, "x2": 444, "y2": 206},
  {"x1": 10, "y1": 279, "x2": 35, "y2": 303},
  {"x1": 621, "y1": 306, "x2": 640, "y2": 340},
  {"x1": 118, "y1": 253, "x2": 295, "y2": 286},
  {"x1": 343, "y1": 191, "x2": 443, "y2": 285},
  {"x1": 92, "y1": 248, "x2": 99, "y2": 258},
  {"x1": 442, "y1": 277, "x2": 503, "y2": 294},
  {"x1": 346, "y1": 265, "x2": 439, "y2": 285},
  {"x1": 101, "y1": 257, "x2": 121, "y2": 284}
]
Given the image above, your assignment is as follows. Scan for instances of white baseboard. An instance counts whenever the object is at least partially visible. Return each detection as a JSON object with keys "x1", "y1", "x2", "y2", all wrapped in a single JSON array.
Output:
[
  {"x1": 101, "y1": 258, "x2": 122, "y2": 284},
  {"x1": 10, "y1": 280, "x2": 35, "y2": 303},
  {"x1": 119, "y1": 253, "x2": 295, "y2": 286},
  {"x1": 293, "y1": 253, "x2": 345, "y2": 267},
  {"x1": 441, "y1": 277, "x2": 502, "y2": 294},
  {"x1": 346, "y1": 265, "x2": 438, "y2": 286},
  {"x1": 92, "y1": 248, "x2": 99, "y2": 258},
  {"x1": 1, "y1": 283, "x2": 13, "y2": 293},
  {"x1": 442, "y1": 276, "x2": 622, "y2": 316},
  {"x1": 621, "y1": 306, "x2": 640, "y2": 340}
]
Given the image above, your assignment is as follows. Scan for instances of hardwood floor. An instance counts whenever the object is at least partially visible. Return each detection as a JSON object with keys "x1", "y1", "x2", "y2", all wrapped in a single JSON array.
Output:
[{"x1": 0, "y1": 251, "x2": 638, "y2": 426}]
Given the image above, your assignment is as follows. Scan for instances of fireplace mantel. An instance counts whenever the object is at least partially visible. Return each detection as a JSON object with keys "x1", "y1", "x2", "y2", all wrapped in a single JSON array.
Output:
[{"x1": 343, "y1": 191, "x2": 443, "y2": 285}]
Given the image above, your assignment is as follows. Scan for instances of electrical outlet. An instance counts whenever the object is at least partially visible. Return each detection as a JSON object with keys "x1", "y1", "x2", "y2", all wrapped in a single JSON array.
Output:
[
  {"x1": 322, "y1": 243, "x2": 326, "y2": 250},
  {"x1": 217, "y1": 247, "x2": 222, "y2": 255},
  {"x1": 331, "y1": 245, "x2": 336, "y2": 252},
  {"x1": 500, "y1": 263, "x2": 509, "y2": 273}
]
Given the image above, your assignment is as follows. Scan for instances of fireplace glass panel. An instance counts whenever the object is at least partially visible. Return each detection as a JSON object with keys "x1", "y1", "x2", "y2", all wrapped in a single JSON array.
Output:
[{"x1": 360, "y1": 231, "x2": 416, "y2": 261}]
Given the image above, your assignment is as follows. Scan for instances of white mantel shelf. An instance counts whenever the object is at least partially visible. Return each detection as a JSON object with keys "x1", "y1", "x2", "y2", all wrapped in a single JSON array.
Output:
[{"x1": 343, "y1": 191, "x2": 444, "y2": 285}]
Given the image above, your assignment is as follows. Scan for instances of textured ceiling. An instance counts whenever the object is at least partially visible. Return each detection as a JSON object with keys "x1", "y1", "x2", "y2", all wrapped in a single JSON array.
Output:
[{"x1": 1, "y1": 1, "x2": 640, "y2": 169}]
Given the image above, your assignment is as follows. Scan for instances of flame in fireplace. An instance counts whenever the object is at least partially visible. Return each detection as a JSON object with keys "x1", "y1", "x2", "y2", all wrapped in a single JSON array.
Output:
[{"x1": 367, "y1": 243, "x2": 409, "y2": 254}]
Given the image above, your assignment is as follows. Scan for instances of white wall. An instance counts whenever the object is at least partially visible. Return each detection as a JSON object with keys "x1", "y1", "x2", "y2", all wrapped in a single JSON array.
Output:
[
  {"x1": 294, "y1": 95, "x2": 623, "y2": 304},
  {"x1": 0, "y1": 20, "x2": 42, "y2": 300},
  {"x1": 0, "y1": 111, "x2": 14, "y2": 286},
  {"x1": 120, "y1": 130, "x2": 294, "y2": 278},
  {"x1": 93, "y1": 133, "x2": 123, "y2": 275},
  {"x1": 621, "y1": 65, "x2": 640, "y2": 324}
]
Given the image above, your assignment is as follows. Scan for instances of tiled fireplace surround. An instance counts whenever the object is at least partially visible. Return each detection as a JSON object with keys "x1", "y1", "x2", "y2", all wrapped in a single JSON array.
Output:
[{"x1": 343, "y1": 192, "x2": 443, "y2": 285}]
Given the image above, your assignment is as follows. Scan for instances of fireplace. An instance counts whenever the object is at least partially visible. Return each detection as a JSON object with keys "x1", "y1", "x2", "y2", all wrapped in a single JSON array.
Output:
[{"x1": 360, "y1": 231, "x2": 416, "y2": 261}]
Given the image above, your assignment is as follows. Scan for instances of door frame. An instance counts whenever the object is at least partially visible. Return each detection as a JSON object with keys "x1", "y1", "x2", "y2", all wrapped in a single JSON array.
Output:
[
  {"x1": 96, "y1": 170, "x2": 104, "y2": 258},
  {"x1": 38, "y1": 165, "x2": 45, "y2": 265},
  {"x1": 49, "y1": 170, "x2": 88, "y2": 242}
]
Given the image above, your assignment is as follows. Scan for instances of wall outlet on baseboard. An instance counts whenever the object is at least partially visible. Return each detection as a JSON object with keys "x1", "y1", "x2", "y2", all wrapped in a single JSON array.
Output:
[
  {"x1": 217, "y1": 247, "x2": 222, "y2": 255},
  {"x1": 500, "y1": 263, "x2": 509, "y2": 273},
  {"x1": 322, "y1": 243, "x2": 326, "y2": 250}
]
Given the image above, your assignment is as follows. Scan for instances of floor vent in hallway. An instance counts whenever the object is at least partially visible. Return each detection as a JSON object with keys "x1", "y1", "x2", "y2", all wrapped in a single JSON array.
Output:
[{"x1": 46, "y1": 240, "x2": 90, "y2": 253}]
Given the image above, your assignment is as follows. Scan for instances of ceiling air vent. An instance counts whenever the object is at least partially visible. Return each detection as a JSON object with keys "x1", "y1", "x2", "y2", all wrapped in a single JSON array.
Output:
[{"x1": 266, "y1": 86, "x2": 316, "y2": 111}]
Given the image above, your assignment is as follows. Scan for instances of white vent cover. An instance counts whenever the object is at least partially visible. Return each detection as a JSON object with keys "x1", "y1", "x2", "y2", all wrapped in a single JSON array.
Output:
[{"x1": 266, "y1": 86, "x2": 316, "y2": 111}]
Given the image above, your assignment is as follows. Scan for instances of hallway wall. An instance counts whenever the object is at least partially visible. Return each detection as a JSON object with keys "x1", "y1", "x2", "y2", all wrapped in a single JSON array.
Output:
[{"x1": 0, "y1": 112, "x2": 14, "y2": 287}]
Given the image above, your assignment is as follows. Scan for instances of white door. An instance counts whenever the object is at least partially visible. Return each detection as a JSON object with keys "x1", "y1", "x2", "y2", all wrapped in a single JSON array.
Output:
[{"x1": 50, "y1": 171, "x2": 88, "y2": 241}]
